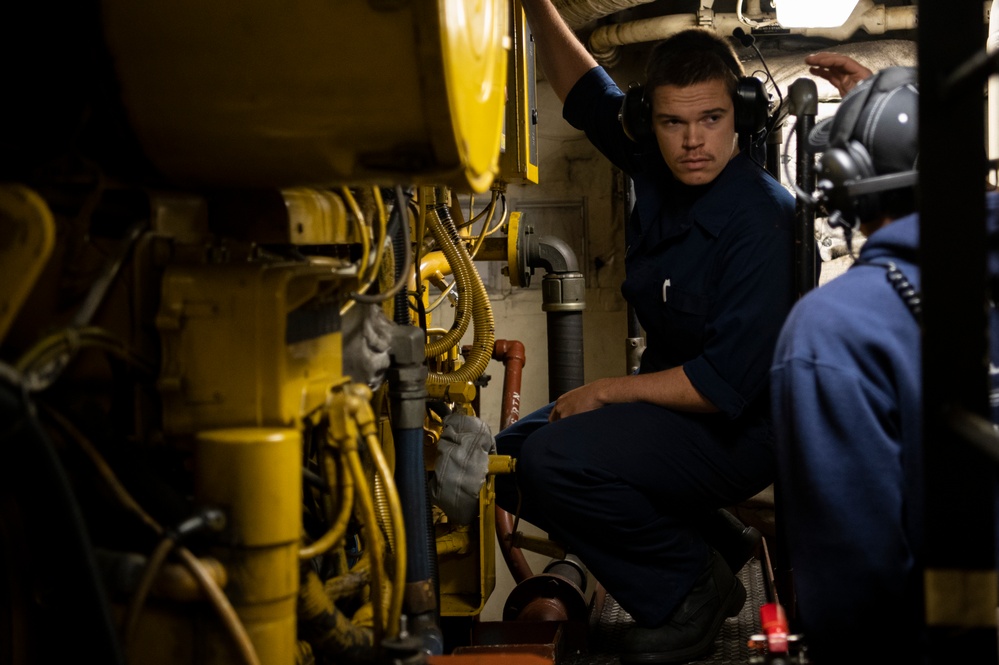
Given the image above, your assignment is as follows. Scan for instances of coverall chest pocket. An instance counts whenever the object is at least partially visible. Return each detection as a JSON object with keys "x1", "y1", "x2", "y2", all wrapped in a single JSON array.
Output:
[{"x1": 661, "y1": 286, "x2": 711, "y2": 336}]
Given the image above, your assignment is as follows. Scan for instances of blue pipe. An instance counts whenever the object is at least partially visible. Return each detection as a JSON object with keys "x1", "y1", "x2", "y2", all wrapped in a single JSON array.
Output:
[
  {"x1": 387, "y1": 326, "x2": 442, "y2": 654},
  {"x1": 394, "y1": 426, "x2": 431, "y2": 583}
]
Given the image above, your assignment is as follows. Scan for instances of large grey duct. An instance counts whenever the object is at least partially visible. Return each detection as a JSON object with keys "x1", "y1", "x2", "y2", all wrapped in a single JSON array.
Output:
[
  {"x1": 584, "y1": 0, "x2": 918, "y2": 66},
  {"x1": 553, "y1": 0, "x2": 659, "y2": 29}
]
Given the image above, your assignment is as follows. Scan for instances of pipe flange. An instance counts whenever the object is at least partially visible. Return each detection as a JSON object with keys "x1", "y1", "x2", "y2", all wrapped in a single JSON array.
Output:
[
  {"x1": 502, "y1": 572, "x2": 590, "y2": 623},
  {"x1": 541, "y1": 273, "x2": 586, "y2": 312},
  {"x1": 506, "y1": 211, "x2": 533, "y2": 288}
]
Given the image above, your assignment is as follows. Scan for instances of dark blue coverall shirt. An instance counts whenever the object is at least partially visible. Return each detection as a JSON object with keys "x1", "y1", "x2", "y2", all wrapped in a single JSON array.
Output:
[{"x1": 494, "y1": 66, "x2": 795, "y2": 626}]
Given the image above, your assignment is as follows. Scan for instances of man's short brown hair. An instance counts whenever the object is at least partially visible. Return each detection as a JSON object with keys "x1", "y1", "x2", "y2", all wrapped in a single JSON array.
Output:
[{"x1": 644, "y1": 28, "x2": 744, "y2": 97}]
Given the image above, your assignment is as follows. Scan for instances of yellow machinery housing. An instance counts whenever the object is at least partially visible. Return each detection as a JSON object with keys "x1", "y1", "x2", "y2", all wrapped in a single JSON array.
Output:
[
  {"x1": 101, "y1": 0, "x2": 510, "y2": 193},
  {"x1": 0, "y1": 2, "x2": 542, "y2": 663}
]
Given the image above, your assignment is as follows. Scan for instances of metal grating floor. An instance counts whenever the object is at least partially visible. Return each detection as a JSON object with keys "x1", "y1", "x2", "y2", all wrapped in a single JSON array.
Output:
[{"x1": 567, "y1": 559, "x2": 766, "y2": 665}]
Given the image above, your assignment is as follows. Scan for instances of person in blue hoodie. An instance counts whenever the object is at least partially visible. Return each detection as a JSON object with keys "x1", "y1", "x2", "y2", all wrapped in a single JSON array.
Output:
[{"x1": 771, "y1": 60, "x2": 999, "y2": 664}]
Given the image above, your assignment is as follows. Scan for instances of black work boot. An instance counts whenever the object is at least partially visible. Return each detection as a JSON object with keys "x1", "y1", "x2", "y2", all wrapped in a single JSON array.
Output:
[{"x1": 620, "y1": 550, "x2": 746, "y2": 664}]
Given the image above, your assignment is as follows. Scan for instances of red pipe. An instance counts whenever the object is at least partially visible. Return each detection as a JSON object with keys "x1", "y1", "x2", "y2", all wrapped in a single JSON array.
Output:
[
  {"x1": 493, "y1": 339, "x2": 525, "y2": 430},
  {"x1": 491, "y1": 339, "x2": 533, "y2": 584}
]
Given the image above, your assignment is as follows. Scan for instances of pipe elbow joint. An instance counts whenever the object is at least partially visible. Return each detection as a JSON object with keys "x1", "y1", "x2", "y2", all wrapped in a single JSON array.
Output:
[
  {"x1": 528, "y1": 234, "x2": 580, "y2": 274},
  {"x1": 493, "y1": 339, "x2": 526, "y2": 365},
  {"x1": 525, "y1": 234, "x2": 586, "y2": 311}
]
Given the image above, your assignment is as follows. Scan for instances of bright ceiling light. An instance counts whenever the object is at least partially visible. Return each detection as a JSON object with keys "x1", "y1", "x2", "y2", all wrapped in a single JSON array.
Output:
[{"x1": 775, "y1": 0, "x2": 861, "y2": 28}]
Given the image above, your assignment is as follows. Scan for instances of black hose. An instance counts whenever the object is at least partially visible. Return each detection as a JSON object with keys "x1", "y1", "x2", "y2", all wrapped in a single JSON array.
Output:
[
  {"x1": 434, "y1": 203, "x2": 462, "y2": 246},
  {"x1": 394, "y1": 427, "x2": 431, "y2": 583},
  {"x1": 352, "y1": 186, "x2": 412, "y2": 305},
  {"x1": 546, "y1": 311, "x2": 585, "y2": 402},
  {"x1": 393, "y1": 188, "x2": 411, "y2": 326},
  {"x1": 0, "y1": 381, "x2": 126, "y2": 664}
]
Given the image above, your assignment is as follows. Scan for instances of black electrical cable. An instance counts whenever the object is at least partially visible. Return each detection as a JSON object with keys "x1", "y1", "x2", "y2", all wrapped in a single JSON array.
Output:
[
  {"x1": 350, "y1": 186, "x2": 413, "y2": 305},
  {"x1": 394, "y1": 188, "x2": 415, "y2": 325},
  {"x1": 733, "y1": 27, "x2": 785, "y2": 146},
  {"x1": 0, "y1": 381, "x2": 126, "y2": 664}
]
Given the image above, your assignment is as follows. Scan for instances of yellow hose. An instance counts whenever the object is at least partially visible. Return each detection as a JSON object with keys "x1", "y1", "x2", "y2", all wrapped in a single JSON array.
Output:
[
  {"x1": 425, "y1": 206, "x2": 495, "y2": 385},
  {"x1": 351, "y1": 187, "x2": 388, "y2": 300},
  {"x1": 176, "y1": 547, "x2": 261, "y2": 665},
  {"x1": 340, "y1": 187, "x2": 370, "y2": 282},
  {"x1": 364, "y1": 431, "x2": 405, "y2": 637},
  {"x1": 423, "y1": 206, "x2": 473, "y2": 359},
  {"x1": 342, "y1": 443, "x2": 385, "y2": 645},
  {"x1": 298, "y1": 567, "x2": 374, "y2": 656},
  {"x1": 324, "y1": 568, "x2": 371, "y2": 603},
  {"x1": 345, "y1": 384, "x2": 406, "y2": 638},
  {"x1": 299, "y1": 449, "x2": 354, "y2": 560}
]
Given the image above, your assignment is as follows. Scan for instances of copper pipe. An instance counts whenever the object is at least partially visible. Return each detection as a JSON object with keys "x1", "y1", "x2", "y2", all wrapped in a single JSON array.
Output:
[
  {"x1": 491, "y1": 339, "x2": 534, "y2": 584},
  {"x1": 493, "y1": 339, "x2": 525, "y2": 430}
]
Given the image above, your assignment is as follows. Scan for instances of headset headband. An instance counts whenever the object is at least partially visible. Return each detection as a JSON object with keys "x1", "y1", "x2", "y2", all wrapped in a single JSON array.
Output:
[{"x1": 830, "y1": 67, "x2": 919, "y2": 149}]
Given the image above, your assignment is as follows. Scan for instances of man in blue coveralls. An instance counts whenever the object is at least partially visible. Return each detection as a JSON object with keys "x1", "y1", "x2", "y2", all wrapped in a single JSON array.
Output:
[
  {"x1": 771, "y1": 60, "x2": 999, "y2": 664},
  {"x1": 491, "y1": 1, "x2": 795, "y2": 661}
]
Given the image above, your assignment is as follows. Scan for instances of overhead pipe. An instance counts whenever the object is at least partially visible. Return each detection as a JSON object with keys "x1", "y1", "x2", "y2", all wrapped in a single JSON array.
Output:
[
  {"x1": 553, "y1": 0, "x2": 660, "y2": 29},
  {"x1": 587, "y1": 0, "x2": 918, "y2": 66},
  {"x1": 552, "y1": 0, "x2": 744, "y2": 30}
]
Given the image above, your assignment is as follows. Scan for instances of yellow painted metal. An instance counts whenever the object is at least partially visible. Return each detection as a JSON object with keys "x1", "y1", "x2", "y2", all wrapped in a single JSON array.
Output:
[
  {"x1": 506, "y1": 211, "x2": 525, "y2": 287},
  {"x1": 438, "y1": 476, "x2": 497, "y2": 616},
  {"x1": 156, "y1": 263, "x2": 345, "y2": 433},
  {"x1": 281, "y1": 188, "x2": 351, "y2": 245},
  {"x1": 435, "y1": 0, "x2": 511, "y2": 192},
  {"x1": 426, "y1": 382, "x2": 478, "y2": 404},
  {"x1": 410, "y1": 250, "x2": 452, "y2": 329},
  {"x1": 924, "y1": 568, "x2": 999, "y2": 627},
  {"x1": 0, "y1": 185, "x2": 55, "y2": 344},
  {"x1": 126, "y1": 607, "x2": 195, "y2": 665},
  {"x1": 101, "y1": 0, "x2": 509, "y2": 192},
  {"x1": 487, "y1": 454, "x2": 516, "y2": 476},
  {"x1": 194, "y1": 427, "x2": 302, "y2": 665},
  {"x1": 437, "y1": 529, "x2": 473, "y2": 557},
  {"x1": 499, "y1": 0, "x2": 540, "y2": 185}
]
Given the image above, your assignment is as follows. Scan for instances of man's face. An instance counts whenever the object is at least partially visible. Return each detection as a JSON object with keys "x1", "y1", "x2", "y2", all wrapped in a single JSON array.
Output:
[{"x1": 649, "y1": 79, "x2": 740, "y2": 186}]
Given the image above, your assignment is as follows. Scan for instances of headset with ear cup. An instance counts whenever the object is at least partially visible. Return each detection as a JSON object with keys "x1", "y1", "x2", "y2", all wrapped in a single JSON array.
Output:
[
  {"x1": 618, "y1": 75, "x2": 770, "y2": 146},
  {"x1": 814, "y1": 66, "x2": 920, "y2": 230},
  {"x1": 818, "y1": 139, "x2": 880, "y2": 225}
]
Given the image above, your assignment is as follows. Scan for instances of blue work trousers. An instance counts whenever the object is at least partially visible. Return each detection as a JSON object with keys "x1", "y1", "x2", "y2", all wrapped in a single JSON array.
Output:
[{"x1": 493, "y1": 400, "x2": 774, "y2": 627}]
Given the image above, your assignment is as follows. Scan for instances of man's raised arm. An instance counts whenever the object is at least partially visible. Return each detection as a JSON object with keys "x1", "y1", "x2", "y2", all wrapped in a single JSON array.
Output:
[{"x1": 520, "y1": 0, "x2": 600, "y2": 103}]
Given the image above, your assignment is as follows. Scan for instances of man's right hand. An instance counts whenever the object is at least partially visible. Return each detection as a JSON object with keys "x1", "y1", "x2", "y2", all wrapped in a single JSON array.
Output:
[{"x1": 805, "y1": 52, "x2": 873, "y2": 97}]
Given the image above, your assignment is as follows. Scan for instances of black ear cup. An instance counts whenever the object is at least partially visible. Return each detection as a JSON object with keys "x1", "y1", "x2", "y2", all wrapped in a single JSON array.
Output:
[
  {"x1": 619, "y1": 77, "x2": 769, "y2": 145},
  {"x1": 619, "y1": 84, "x2": 653, "y2": 145},
  {"x1": 817, "y1": 139, "x2": 877, "y2": 228},
  {"x1": 733, "y1": 77, "x2": 769, "y2": 136}
]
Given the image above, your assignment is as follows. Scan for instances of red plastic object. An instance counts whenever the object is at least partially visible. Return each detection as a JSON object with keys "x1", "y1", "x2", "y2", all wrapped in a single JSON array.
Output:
[{"x1": 760, "y1": 602, "x2": 789, "y2": 654}]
